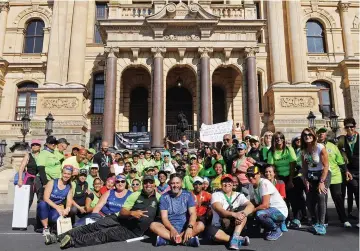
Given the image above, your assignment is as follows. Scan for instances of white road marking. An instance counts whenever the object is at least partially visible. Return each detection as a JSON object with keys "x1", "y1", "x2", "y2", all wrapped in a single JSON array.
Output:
[{"x1": 0, "y1": 232, "x2": 39, "y2": 235}]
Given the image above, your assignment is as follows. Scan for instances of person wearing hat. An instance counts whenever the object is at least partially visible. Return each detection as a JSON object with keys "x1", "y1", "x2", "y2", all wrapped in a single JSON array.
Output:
[
  {"x1": 48, "y1": 175, "x2": 160, "y2": 248},
  {"x1": 69, "y1": 169, "x2": 89, "y2": 223},
  {"x1": 86, "y1": 163, "x2": 99, "y2": 192},
  {"x1": 122, "y1": 150, "x2": 132, "y2": 163},
  {"x1": 191, "y1": 176, "x2": 211, "y2": 225},
  {"x1": 62, "y1": 148, "x2": 87, "y2": 178},
  {"x1": 157, "y1": 171, "x2": 170, "y2": 195},
  {"x1": 317, "y1": 127, "x2": 352, "y2": 228},
  {"x1": 17, "y1": 139, "x2": 42, "y2": 208},
  {"x1": 208, "y1": 174, "x2": 253, "y2": 250},
  {"x1": 232, "y1": 142, "x2": 255, "y2": 190},
  {"x1": 247, "y1": 165, "x2": 288, "y2": 241},
  {"x1": 126, "y1": 168, "x2": 139, "y2": 187},
  {"x1": 54, "y1": 138, "x2": 70, "y2": 164},
  {"x1": 170, "y1": 147, "x2": 177, "y2": 159},
  {"x1": 71, "y1": 145, "x2": 81, "y2": 157},
  {"x1": 82, "y1": 148, "x2": 96, "y2": 171},
  {"x1": 221, "y1": 134, "x2": 238, "y2": 174},
  {"x1": 131, "y1": 152, "x2": 144, "y2": 176},
  {"x1": 143, "y1": 166, "x2": 160, "y2": 186}
]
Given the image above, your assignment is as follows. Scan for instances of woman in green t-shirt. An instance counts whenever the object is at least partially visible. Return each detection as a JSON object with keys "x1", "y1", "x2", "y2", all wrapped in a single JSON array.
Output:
[
  {"x1": 85, "y1": 178, "x2": 102, "y2": 213},
  {"x1": 267, "y1": 131, "x2": 297, "y2": 231}
]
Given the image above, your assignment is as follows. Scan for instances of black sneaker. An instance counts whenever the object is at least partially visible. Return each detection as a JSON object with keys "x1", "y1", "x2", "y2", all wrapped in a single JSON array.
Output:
[
  {"x1": 45, "y1": 233, "x2": 58, "y2": 245},
  {"x1": 60, "y1": 235, "x2": 73, "y2": 249}
]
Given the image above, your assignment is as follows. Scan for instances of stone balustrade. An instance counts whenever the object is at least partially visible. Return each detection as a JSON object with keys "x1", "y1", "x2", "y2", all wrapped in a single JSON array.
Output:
[
  {"x1": 119, "y1": 5, "x2": 153, "y2": 18},
  {"x1": 210, "y1": 5, "x2": 245, "y2": 19}
]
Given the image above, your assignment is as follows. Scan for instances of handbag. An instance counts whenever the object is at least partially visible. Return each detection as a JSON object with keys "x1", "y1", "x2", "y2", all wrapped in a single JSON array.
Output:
[{"x1": 57, "y1": 216, "x2": 72, "y2": 235}]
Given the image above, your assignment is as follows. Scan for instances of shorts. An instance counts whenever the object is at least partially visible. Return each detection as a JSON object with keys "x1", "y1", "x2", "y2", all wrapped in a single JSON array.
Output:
[{"x1": 206, "y1": 224, "x2": 234, "y2": 240}]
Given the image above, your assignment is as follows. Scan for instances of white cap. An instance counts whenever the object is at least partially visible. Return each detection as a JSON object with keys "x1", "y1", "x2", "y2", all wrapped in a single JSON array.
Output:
[
  {"x1": 193, "y1": 176, "x2": 204, "y2": 184},
  {"x1": 91, "y1": 163, "x2": 99, "y2": 169}
]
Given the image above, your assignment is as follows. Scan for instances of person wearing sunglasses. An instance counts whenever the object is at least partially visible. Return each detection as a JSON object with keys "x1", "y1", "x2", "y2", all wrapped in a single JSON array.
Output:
[
  {"x1": 131, "y1": 179, "x2": 142, "y2": 192},
  {"x1": 337, "y1": 117, "x2": 359, "y2": 224},
  {"x1": 92, "y1": 175, "x2": 132, "y2": 217},
  {"x1": 317, "y1": 127, "x2": 352, "y2": 228},
  {"x1": 161, "y1": 151, "x2": 176, "y2": 174},
  {"x1": 232, "y1": 142, "x2": 255, "y2": 190},
  {"x1": 301, "y1": 128, "x2": 330, "y2": 235},
  {"x1": 48, "y1": 175, "x2": 160, "y2": 248},
  {"x1": 247, "y1": 166, "x2": 288, "y2": 241},
  {"x1": 127, "y1": 168, "x2": 139, "y2": 187},
  {"x1": 221, "y1": 134, "x2": 238, "y2": 174}
]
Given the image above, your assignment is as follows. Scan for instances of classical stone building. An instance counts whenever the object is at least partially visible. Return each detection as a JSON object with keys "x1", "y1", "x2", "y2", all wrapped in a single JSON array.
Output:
[{"x1": 0, "y1": 0, "x2": 359, "y2": 199}]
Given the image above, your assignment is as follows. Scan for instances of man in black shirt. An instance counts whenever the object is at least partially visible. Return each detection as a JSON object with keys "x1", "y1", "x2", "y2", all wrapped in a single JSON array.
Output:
[
  {"x1": 45, "y1": 175, "x2": 160, "y2": 248},
  {"x1": 92, "y1": 141, "x2": 114, "y2": 182},
  {"x1": 221, "y1": 134, "x2": 238, "y2": 174}
]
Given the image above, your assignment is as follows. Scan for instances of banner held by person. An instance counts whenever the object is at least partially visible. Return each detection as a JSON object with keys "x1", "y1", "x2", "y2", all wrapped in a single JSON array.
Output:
[{"x1": 200, "y1": 120, "x2": 233, "y2": 142}]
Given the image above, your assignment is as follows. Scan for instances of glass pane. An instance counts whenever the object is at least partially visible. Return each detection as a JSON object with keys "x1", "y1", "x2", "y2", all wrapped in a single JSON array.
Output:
[
  {"x1": 94, "y1": 84, "x2": 104, "y2": 98},
  {"x1": 26, "y1": 22, "x2": 36, "y2": 36},
  {"x1": 24, "y1": 37, "x2": 35, "y2": 53},
  {"x1": 29, "y1": 106, "x2": 36, "y2": 118},
  {"x1": 17, "y1": 93, "x2": 27, "y2": 106},
  {"x1": 307, "y1": 21, "x2": 323, "y2": 36},
  {"x1": 93, "y1": 99, "x2": 104, "y2": 113},
  {"x1": 320, "y1": 90, "x2": 331, "y2": 105},
  {"x1": 96, "y1": 4, "x2": 108, "y2": 19},
  {"x1": 94, "y1": 27, "x2": 102, "y2": 43},
  {"x1": 34, "y1": 36, "x2": 43, "y2": 53},
  {"x1": 307, "y1": 37, "x2": 315, "y2": 53},
  {"x1": 321, "y1": 105, "x2": 331, "y2": 118},
  {"x1": 35, "y1": 21, "x2": 45, "y2": 35},
  {"x1": 30, "y1": 93, "x2": 37, "y2": 106},
  {"x1": 95, "y1": 74, "x2": 104, "y2": 81},
  {"x1": 16, "y1": 107, "x2": 27, "y2": 121},
  {"x1": 314, "y1": 38, "x2": 325, "y2": 53}
]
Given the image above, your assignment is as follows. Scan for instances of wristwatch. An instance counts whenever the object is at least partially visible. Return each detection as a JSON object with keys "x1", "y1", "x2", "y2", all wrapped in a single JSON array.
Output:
[{"x1": 187, "y1": 224, "x2": 194, "y2": 229}]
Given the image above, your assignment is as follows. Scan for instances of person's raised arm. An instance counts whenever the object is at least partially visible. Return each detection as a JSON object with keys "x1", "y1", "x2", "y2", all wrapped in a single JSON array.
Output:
[
  {"x1": 92, "y1": 190, "x2": 110, "y2": 214},
  {"x1": 167, "y1": 139, "x2": 178, "y2": 145},
  {"x1": 254, "y1": 194, "x2": 270, "y2": 212},
  {"x1": 17, "y1": 153, "x2": 29, "y2": 187}
]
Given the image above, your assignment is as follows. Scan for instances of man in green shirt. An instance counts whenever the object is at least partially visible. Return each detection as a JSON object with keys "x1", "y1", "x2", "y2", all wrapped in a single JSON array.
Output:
[
  {"x1": 37, "y1": 136, "x2": 62, "y2": 183},
  {"x1": 62, "y1": 148, "x2": 87, "y2": 175},
  {"x1": 54, "y1": 138, "x2": 70, "y2": 164}
]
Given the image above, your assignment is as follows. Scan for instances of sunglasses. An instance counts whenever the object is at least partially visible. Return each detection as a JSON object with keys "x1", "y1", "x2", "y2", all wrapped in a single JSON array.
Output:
[
  {"x1": 164, "y1": 155, "x2": 169, "y2": 157},
  {"x1": 237, "y1": 148, "x2": 245, "y2": 151},
  {"x1": 345, "y1": 126, "x2": 355, "y2": 129},
  {"x1": 132, "y1": 183, "x2": 140, "y2": 187},
  {"x1": 223, "y1": 139, "x2": 231, "y2": 142},
  {"x1": 245, "y1": 173, "x2": 258, "y2": 178},
  {"x1": 116, "y1": 180, "x2": 126, "y2": 184},
  {"x1": 193, "y1": 182, "x2": 203, "y2": 186},
  {"x1": 274, "y1": 137, "x2": 283, "y2": 140},
  {"x1": 143, "y1": 180, "x2": 154, "y2": 185},
  {"x1": 303, "y1": 133, "x2": 313, "y2": 137},
  {"x1": 295, "y1": 138, "x2": 301, "y2": 141}
]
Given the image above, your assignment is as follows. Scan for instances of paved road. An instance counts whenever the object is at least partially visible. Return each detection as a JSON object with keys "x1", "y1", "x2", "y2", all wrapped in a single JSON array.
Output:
[{"x1": 0, "y1": 208, "x2": 358, "y2": 251}]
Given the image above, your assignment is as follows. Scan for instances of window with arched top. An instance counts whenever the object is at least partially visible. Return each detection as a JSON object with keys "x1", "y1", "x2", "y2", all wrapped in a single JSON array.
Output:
[
  {"x1": 23, "y1": 19, "x2": 45, "y2": 53},
  {"x1": 311, "y1": 81, "x2": 333, "y2": 118},
  {"x1": 92, "y1": 73, "x2": 105, "y2": 114},
  {"x1": 306, "y1": 20, "x2": 326, "y2": 53},
  {"x1": 16, "y1": 82, "x2": 38, "y2": 120}
]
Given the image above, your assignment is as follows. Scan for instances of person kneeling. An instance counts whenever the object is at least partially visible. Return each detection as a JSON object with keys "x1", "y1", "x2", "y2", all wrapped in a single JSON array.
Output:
[
  {"x1": 246, "y1": 166, "x2": 288, "y2": 241},
  {"x1": 44, "y1": 175, "x2": 159, "y2": 249},
  {"x1": 208, "y1": 174, "x2": 254, "y2": 250},
  {"x1": 150, "y1": 173, "x2": 204, "y2": 247}
]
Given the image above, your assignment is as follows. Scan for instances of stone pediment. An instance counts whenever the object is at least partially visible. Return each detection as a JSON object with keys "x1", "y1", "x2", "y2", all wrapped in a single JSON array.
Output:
[{"x1": 146, "y1": 2, "x2": 219, "y2": 23}]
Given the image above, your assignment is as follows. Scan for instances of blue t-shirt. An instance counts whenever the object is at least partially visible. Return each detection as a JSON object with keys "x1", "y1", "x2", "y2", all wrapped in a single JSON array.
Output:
[
  {"x1": 159, "y1": 190, "x2": 195, "y2": 232},
  {"x1": 101, "y1": 190, "x2": 132, "y2": 215}
]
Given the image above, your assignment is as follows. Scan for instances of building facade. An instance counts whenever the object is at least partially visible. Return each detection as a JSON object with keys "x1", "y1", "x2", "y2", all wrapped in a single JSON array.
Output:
[{"x1": 0, "y1": 0, "x2": 359, "y2": 194}]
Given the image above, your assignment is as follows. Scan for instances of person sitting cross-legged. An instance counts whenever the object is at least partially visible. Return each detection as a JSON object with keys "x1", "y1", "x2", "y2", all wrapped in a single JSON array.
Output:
[
  {"x1": 150, "y1": 173, "x2": 205, "y2": 247},
  {"x1": 45, "y1": 175, "x2": 160, "y2": 249},
  {"x1": 207, "y1": 174, "x2": 254, "y2": 250}
]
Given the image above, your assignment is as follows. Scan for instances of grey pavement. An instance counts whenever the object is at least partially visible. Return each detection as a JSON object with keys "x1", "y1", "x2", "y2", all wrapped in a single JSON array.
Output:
[{"x1": 0, "y1": 208, "x2": 359, "y2": 251}]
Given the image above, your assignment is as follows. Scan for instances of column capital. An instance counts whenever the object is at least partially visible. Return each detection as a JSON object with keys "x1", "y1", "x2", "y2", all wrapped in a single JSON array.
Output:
[
  {"x1": 0, "y1": 2, "x2": 9, "y2": 12},
  {"x1": 338, "y1": 2, "x2": 350, "y2": 12},
  {"x1": 105, "y1": 47, "x2": 119, "y2": 58},
  {"x1": 244, "y1": 47, "x2": 259, "y2": 58},
  {"x1": 151, "y1": 47, "x2": 166, "y2": 58},
  {"x1": 198, "y1": 47, "x2": 213, "y2": 58}
]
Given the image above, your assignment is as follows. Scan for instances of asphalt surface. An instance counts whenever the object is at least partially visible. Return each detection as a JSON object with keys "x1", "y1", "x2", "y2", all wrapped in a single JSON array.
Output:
[{"x1": 0, "y1": 208, "x2": 358, "y2": 251}]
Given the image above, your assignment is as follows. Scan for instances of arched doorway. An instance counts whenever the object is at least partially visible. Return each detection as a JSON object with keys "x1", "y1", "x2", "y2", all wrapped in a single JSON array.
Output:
[
  {"x1": 129, "y1": 87, "x2": 148, "y2": 132},
  {"x1": 212, "y1": 86, "x2": 226, "y2": 123},
  {"x1": 166, "y1": 87, "x2": 193, "y2": 126}
]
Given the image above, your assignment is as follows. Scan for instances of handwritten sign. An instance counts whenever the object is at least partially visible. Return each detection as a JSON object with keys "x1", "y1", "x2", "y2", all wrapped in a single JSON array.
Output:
[{"x1": 200, "y1": 120, "x2": 233, "y2": 142}]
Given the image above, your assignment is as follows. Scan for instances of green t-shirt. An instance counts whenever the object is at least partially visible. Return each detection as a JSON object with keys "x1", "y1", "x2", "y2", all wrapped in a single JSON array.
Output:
[
  {"x1": 267, "y1": 147, "x2": 297, "y2": 177},
  {"x1": 182, "y1": 175, "x2": 194, "y2": 191},
  {"x1": 198, "y1": 166, "x2": 216, "y2": 178},
  {"x1": 122, "y1": 191, "x2": 161, "y2": 211},
  {"x1": 211, "y1": 157, "x2": 227, "y2": 172},
  {"x1": 37, "y1": 149, "x2": 62, "y2": 180},
  {"x1": 260, "y1": 146, "x2": 270, "y2": 161},
  {"x1": 54, "y1": 148, "x2": 65, "y2": 164},
  {"x1": 62, "y1": 156, "x2": 81, "y2": 170},
  {"x1": 90, "y1": 192, "x2": 100, "y2": 209},
  {"x1": 86, "y1": 175, "x2": 95, "y2": 191},
  {"x1": 325, "y1": 142, "x2": 345, "y2": 184},
  {"x1": 154, "y1": 159, "x2": 163, "y2": 169}
]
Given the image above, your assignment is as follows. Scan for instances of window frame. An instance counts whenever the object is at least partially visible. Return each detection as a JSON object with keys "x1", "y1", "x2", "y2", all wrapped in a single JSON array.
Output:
[
  {"x1": 311, "y1": 81, "x2": 333, "y2": 119},
  {"x1": 23, "y1": 19, "x2": 45, "y2": 54},
  {"x1": 94, "y1": 2, "x2": 109, "y2": 44},
  {"x1": 92, "y1": 73, "x2": 105, "y2": 114},
  {"x1": 15, "y1": 82, "x2": 38, "y2": 121},
  {"x1": 306, "y1": 19, "x2": 327, "y2": 54},
  {"x1": 257, "y1": 73, "x2": 263, "y2": 113}
]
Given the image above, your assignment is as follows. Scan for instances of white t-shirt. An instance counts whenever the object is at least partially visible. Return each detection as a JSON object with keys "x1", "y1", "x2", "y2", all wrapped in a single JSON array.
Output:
[
  {"x1": 211, "y1": 191, "x2": 249, "y2": 227},
  {"x1": 302, "y1": 143, "x2": 325, "y2": 172},
  {"x1": 113, "y1": 164, "x2": 123, "y2": 175},
  {"x1": 254, "y1": 178, "x2": 288, "y2": 218},
  {"x1": 177, "y1": 140, "x2": 190, "y2": 149}
]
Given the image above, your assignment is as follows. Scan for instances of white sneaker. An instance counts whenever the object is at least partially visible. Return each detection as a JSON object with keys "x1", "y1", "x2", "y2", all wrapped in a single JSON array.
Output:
[
  {"x1": 42, "y1": 228, "x2": 50, "y2": 236},
  {"x1": 344, "y1": 221, "x2": 352, "y2": 228}
]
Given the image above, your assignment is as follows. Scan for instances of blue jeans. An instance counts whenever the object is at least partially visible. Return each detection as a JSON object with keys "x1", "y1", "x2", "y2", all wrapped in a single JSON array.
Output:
[
  {"x1": 37, "y1": 201, "x2": 60, "y2": 223},
  {"x1": 256, "y1": 207, "x2": 286, "y2": 231}
]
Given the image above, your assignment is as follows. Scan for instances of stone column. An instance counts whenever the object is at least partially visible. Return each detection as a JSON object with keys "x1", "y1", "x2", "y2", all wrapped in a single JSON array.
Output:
[
  {"x1": 267, "y1": 0, "x2": 288, "y2": 84},
  {"x1": 245, "y1": 47, "x2": 260, "y2": 136},
  {"x1": 44, "y1": 0, "x2": 69, "y2": 86},
  {"x1": 338, "y1": 2, "x2": 354, "y2": 58},
  {"x1": 198, "y1": 47, "x2": 213, "y2": 125},
  {"x1": 286, "y1": 0, "x2": 308, "y2": 84},
  {"x1": 0, "y1": 2, "x2": 9, "y2": 58},
  {"x1": 151, "y1": 47, "x2": 166, "y2": 148},
  {"x1": 67, "y1": 0, "x2": 89, "y2": 87},
  {"x1": 103, "y1": 48, "x2": 117, "y2": 145}
]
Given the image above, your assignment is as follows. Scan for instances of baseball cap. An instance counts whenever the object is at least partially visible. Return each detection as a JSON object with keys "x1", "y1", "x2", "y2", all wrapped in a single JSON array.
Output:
[
  {"x1": 237, "y1": 142, "x2": 247, "y2": 150},
  {"x1": 176, "y1": 151, "x2": 181, "y2": 155},
  {"x1": 115, "y1": 175, "x2": 126, "y2": 181},
  {"x1": 250, "y1": 135, "x2": 260, "y2": 142},
  {"x1": 46, "y1": 136, "x2": 58, "y2": 145},
  {"x1": 316, "y1": 127, "x2": 327, "y2": 134},
  {"x1": 91, "y1": 163, "x2": 99, "y2": 169},
  {"x1": 144, "y1": 166, "x2": 155, "y2": 172},
  {"x1": 193, "y1": 176, "x2": 204, "y2": 184},
  {"x1": 143, "y1": 175, "x2": 155, "y2": 182},
  {"x1": 246, "y1": 166, "x2": 260, "y2": 175},
  {"x1": 31, "y1": 139, "x2": 41, "y2": 146},
  {"x1": 79, "y1": 169, "x2": 88, "y2": 176},
  {"x1": 291, "y1": 134, "x2": 301, "y2": 143},
  {"x1": 221, "y1": 174, "x2": 233, "y2": 182},
  {"x1": 244, "y1": 135, "x2": 252, "y2": 140},
  {"x1": 130, "y1": 168, "x2": 137, "y2": 173},
  {"x1": 203, "y1": 177, "x2": 211, "y2": 184},
  {"x1": 132, "y1": 152, "x2": 139, "y2": 157},
  {"x1": 171, "y1": 147, "x2": 177, "y2": 151},
  {"x1": 57, "y1": 138, "x2": 70, "y2": 145},
  {"x1": 122, "y1": 150, "x2": 129, "y2": 154},
  {"x1": 190, "y1": 154, "x2": 197, "y2": 159},
  {"x1": 87, "y1": 148, "x2": 96, "y2": 155}
]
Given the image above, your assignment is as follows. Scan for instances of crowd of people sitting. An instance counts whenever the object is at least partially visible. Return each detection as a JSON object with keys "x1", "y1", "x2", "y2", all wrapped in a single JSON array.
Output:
[{"x1": 15, "y1": 117, "x2": 359, "y2": 249}]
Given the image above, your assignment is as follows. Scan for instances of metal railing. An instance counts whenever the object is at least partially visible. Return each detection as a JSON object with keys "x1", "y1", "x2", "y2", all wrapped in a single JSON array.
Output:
[{"x1": 165, "y1": 125, "x2": 199, "y2": 142}]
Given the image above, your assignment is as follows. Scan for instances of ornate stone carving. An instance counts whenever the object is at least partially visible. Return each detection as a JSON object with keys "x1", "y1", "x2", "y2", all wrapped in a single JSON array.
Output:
[
  {"x1": 198, "y1": 47, "x2": 213, "y2": 58},
  {"x1": 338, "y1": 2, "x2": 350, "y2": 12},
  {"x1": 244, "y1": 47, "x2": 259, "y2": 58},
  {"x1": 0, "y1": 2, "x2": 9, "y2": 12},
  {"x1": 163, "y1": 34, "x2": 200, "y2": 41},
  {"x1": 178, "y1": 48, "x2": 186, "y2": 63},
  {"x1": 41, "y1": 98, "x2": 79, "y2": 109},
  {"x1": 151, "y1": 47, "x2": 166, "y2": 58},
  {"x1": 131, "y1": 48, "x2": 140, "y2": 63},
  {"x1": 223, "y1": 48, "x2": 232, "y2": 65},
  {"x1": 353, "y1": 15, "x2": 359, "y2": 29},
  {"x1": 303, "y1": 8, "x2": 336, "y2": 28},
  {"x1": 280, "y1": 97, "x2": 315, "y2": 108},
  {"x1": 13, "y1": 6, "x2": 52, "y2": 26}
]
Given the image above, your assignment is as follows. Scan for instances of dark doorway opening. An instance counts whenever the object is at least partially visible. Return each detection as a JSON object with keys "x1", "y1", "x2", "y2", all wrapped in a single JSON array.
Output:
[
  {"x1": 129, "y1": 87, "x2": 148, "y2": 132},
  {"x1": 166, "y1": 87, "x2": 193, "y2": 126},
  {"x1": 212, "y1": 86, "x2": 226, "y2": 123}
]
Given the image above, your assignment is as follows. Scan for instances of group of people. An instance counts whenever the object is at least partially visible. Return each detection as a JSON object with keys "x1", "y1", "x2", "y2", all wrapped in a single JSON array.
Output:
[{"x1": 15, "y1": 117, "x2": 359, "y2": 249}]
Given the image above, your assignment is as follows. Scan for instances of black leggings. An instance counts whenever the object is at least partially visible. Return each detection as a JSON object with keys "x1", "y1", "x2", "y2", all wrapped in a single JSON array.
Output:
[
  {"x1": 58, "y1": 214, "x2": 137, "y2": 247},
  {"x1": 347, "y1": 176, "x2": 359, "y2": 214},
  {"x1": 328, "y1": 183, "x2": 348, "y2": 223}
]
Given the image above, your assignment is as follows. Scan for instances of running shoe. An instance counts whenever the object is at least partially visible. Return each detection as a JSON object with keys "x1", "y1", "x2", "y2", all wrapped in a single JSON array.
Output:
[
  {"x1": 314, "y1": 224, "x2": 326, "y2": 235},
  {"x1": 42, "y1": 228, "x2": 50, "y2": 236},
  {"x1": 60, "y1": 235, "x2": 73, "y2": 249},
  {"x1": 229, "y1": 236, "x2": 240, "y2": 250},
  {"x1": 280, "y1": 221, "x2": 288, "y2": 232},
  {"x1": 45, "y1": 233, "x2": 58, "y2": 245},
  {"x1": 239, "y1": 236, "x2": 250, "y2": 246},
  {"x1": 289, "y1": 219, "x2": 301, "y2": 229},
  {"x1": 344, "y1": 221, "x2": 352, "y2": 228},
  {"x1": 185, "y1": 236, "x2": 200, "y2": 247},
  {"x1": 308, "y1": 224, "x2": 317, "y2": 233},
  {"x1": 266, "y1": 228, "x2": 283, "y2": 241},
  {"x1": 155, "y1": 236, "x2": 168, "y2": 247}
]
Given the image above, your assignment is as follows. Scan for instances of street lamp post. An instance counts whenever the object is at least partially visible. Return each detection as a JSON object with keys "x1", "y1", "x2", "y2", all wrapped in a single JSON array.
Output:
[
  {"x1": 0, "y1": 140, "x2": 7, "y2": 167},
  {"x1": 329, "y1": 109, "x2": 339, "y2": 142},
  {"x1": 21, "y1": 113, "x2": 31, "y2": 143},
  {"x1": 307, "y1": 111, "x2": 316, "y2": 131},
  {"x1": 45, "y1": 113, "x2": 54, "y2": 136}
]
